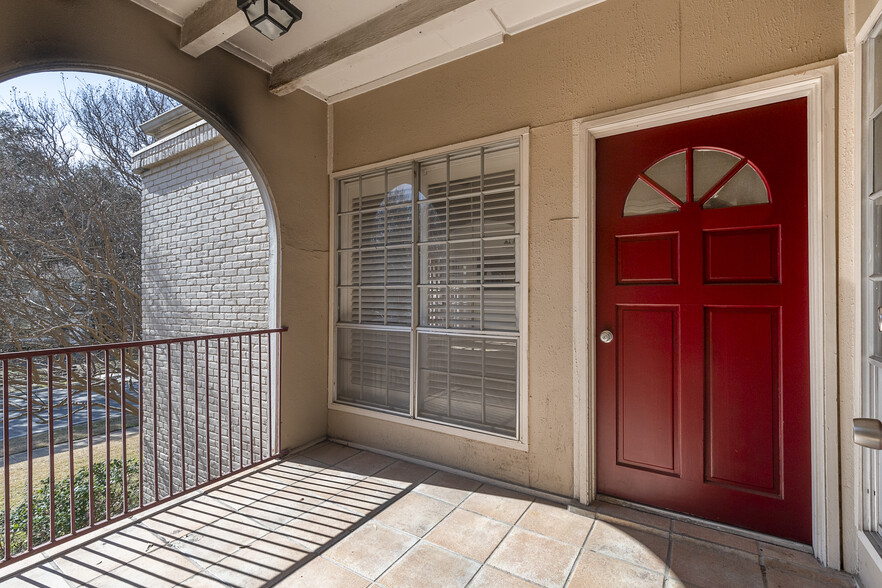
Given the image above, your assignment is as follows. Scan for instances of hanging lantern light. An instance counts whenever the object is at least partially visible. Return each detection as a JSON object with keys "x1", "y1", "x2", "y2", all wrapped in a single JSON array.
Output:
[{"x1": 237, "y1": 0, "x2": 303, "y2": 41}]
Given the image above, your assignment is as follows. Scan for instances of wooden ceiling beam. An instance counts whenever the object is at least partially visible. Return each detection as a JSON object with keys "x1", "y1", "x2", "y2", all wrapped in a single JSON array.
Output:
[
  {"x1": 180, "y1": 0, "x2": 248, "y2": 58},
  {"x1": 269, "y1": 0, "x2": 476, "y2": 96}
]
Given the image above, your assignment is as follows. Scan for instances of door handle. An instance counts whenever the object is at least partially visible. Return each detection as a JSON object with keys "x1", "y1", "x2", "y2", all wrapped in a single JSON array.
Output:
[
  {"x1": 854, "y1": 418, "x2": 882, "y2": 450},
  {"x1": 599, "y1": 330, "x2": 614, "y2": 344}
]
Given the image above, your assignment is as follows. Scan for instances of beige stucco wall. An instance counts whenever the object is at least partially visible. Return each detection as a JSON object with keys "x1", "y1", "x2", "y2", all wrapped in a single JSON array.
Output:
[
  {"x1": 0, "y1": 0, "x2": 330, "y2": 451},
  {"x1": 330, "y1": 0, "x2": 847, "y2": 498},
  {"x1": 1, "y1": 0, "x2": 864, "y2": 567},
  {"x1": 857, "y1": 0, "x2": 878, "y2": 34}
]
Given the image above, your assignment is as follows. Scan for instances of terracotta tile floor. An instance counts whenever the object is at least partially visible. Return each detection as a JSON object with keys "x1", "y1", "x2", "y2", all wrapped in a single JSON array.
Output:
[{"x1": 0, "y1": 442, "x2": 858, "y2": 587}]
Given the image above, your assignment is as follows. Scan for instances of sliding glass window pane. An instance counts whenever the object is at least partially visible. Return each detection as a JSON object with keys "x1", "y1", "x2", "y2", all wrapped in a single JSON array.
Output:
[
  {"x1": 338, "y1": 288, "x2": 357, "y2": 323},
  {"x1": 483, "y1": 140, "x2": 519, "y2": 190},
  {"x1": 875, "y1": 114, "x2": 882, "y2": 194},
  {"x1": 420, "y1": 243, "x2": 447, "y2": 284},
  {"x1": 484, "y1": 287, "x2": 518, "y2": 331},
  {"x1": 420, "y1": 158, "x2": 447, "y2": 200},
  {"x1": 338, "y1": 213, "x2": 358, "y2": 250},
  {"x1": 450, "y1": 374, "x2": 484, "y2": 423},
  {"x1": 388, "y1": 368, "x2": 411, "y2": 413},
  {"x1": 340, "y1": 178, "x2": 361, "y2": 213},
  {"x1": 360, "y1": 289, "x2": 385, "y2": 324},
  {"x1": 387, "y1": 166, "x2": 414, "y2": 202},
  {"x1": 336, "y1": 327, "x2": 410, "y2": 414},
  {"x1": 484, "y1": 338, "x2": 518, "y2": 380},
  {"x1": 417, "y1": 333, "x2": 517, "y2": 437},
  {"x1": 484, "y1": 378, "x2": 517, "y2": 430},
  {"x1": 449, "y1": 241, "x2": 481, "y2": 285},
  {"x1": 387, "y1": 288, "x2": 412, "y2": 326},
  {"x1": 450, "y1": 336, "x2": 484, "y2": 377},
  {"x1": 448, "y1": 196, "x2": 481, "y2": 239},
  {"x1": 360, "y1": 249, "x2": 385, "y2": 287},
  {"x1": 360, "y1": 209, "x2": 385, "y2": 247},
  {"x1": 483, "y1": 238, "x2": 517, "y2": 284},
  {"x1": 387, "y1": 246, "x2": 412, "y2": 286},
  {"x1": 420, "y1": 200, "x2": 447, "y2": 241},
  {"x1": 448, "y1": 286, "x2": 482, "y2": 330},
  {"x1": 361, "y1": 172, "x2": 386, "y2": 208},
  {"x1": 386, "y1": 204, "x2": 413, "y2": 246},
  {"x1": 420, "y1": 286, "x2": 447, "y2": 328},
  {"x1": 483, "y1": 189, "x2": 518, "y2": 237},
  {"x1": 419, "y1": 370, "x2": 449, "y2": 417},
  {"x1": 338, "y1": 251, "x2": 358, "y2": 287},
  {"x1": 449, "y1": 149, "x2": 482, "y2": 197}
]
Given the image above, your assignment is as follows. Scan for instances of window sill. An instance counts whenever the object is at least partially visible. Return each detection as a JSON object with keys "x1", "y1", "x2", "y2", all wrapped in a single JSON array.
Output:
[{"x1": 327, "y1": 402, "x2": 529, "y2": 452}]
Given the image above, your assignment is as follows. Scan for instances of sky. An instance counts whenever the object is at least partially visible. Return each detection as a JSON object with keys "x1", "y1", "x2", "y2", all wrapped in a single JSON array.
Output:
[
  {"x1": 0, "y1": 71, "x2": 116, "y2": 105},
  {"x1": 0, "y1": 72, "x2": 146, "y2": 161}
]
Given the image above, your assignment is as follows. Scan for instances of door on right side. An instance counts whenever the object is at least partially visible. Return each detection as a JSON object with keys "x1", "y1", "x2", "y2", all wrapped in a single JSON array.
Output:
[{"x1": 595, "y1": 98, "x2": 811, "y2": 543}]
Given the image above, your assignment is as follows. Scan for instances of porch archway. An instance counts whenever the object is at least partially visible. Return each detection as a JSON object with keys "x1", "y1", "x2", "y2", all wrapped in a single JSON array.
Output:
[{"x1": 0, "y1": 0, "x2": 331, "y2": 461}]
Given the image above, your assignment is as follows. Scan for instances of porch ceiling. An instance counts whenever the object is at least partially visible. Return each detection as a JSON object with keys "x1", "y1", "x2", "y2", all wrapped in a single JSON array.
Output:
[{"x1": 128, "y1": 0, "x2": 604, "y2": 102}]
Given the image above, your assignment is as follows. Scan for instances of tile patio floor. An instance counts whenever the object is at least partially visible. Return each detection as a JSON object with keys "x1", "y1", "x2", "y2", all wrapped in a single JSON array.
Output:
[{"x1": 0, "y1": 442, "x2": 858, "y2": 588}]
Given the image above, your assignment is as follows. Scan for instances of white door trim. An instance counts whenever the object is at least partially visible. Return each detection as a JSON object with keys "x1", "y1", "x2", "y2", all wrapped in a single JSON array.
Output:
[{"x1": 571, "y1": 65, "x2": 838, "y2": 564}]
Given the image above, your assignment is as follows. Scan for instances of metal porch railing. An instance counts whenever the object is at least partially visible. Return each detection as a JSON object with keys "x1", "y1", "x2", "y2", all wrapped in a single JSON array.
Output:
[{"x1": 0, "y1": 327, "x2": 286, "y2": 565}]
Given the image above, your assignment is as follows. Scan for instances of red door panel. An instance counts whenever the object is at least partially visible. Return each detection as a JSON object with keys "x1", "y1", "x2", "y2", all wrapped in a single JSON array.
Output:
[
  {"x1": 705, "y1": 306, "x2": 780, "y2": 495},
  {"x1": 617, "y1": 233, "x2": 679, "y2": 285},
  {"x1": 617, "y1": 305, "x2": 679, "y2": 475},
  {"x1": 703, "y1": 226, "x2": 781, "y2": 284},
  {"x1": 595, "y1": 98, "x2": 811, "y2": 543}
]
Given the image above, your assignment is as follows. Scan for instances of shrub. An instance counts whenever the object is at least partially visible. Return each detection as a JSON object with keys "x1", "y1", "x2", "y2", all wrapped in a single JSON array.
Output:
[{"x1": 1, "y1": 458, "x2": 139, "y2": 556}]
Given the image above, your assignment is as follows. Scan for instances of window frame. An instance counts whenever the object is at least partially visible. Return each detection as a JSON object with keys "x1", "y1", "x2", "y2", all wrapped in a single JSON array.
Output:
[
  {"x1": 863, "y1": 23, "x2": 882, "y2": 543},
  {"x1": 328, "y1": 128, "x2": 529, "y2": 450}
]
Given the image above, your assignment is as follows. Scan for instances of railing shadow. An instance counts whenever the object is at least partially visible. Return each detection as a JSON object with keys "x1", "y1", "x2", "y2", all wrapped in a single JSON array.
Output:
[{"x1": 2, "y1": 442, "x2": 434, "y2": 586}]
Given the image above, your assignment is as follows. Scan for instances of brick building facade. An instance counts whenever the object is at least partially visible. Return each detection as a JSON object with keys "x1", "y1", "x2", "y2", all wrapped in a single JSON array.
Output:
[{"x1": 132, "y1": 106, "x2": 270, "y2": 498}]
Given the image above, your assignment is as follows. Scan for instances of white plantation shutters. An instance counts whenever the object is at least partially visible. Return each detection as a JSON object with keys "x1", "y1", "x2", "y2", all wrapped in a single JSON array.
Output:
[
  {"x1": 336, "y1": 165, "x2": 414, "y2": 413},
  {"x1": 335, "y1": 137, "x2": 522, "y2": 438}
]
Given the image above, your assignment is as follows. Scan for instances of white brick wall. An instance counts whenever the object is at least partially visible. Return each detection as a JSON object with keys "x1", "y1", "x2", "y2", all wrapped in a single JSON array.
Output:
[{"x1": 133, "y1": 120, "x2": 270, "y2": 500}]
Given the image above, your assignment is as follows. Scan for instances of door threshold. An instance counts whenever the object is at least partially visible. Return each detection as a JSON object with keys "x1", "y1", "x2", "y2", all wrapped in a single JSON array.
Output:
[{"x1": 594, "y1": 494, "x2": 813, "y2": 554}]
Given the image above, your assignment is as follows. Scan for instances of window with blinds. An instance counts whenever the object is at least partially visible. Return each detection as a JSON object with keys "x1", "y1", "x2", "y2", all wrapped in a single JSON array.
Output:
[{"x1": 335, "y1": 137, "x2": 522, "y2": 438}]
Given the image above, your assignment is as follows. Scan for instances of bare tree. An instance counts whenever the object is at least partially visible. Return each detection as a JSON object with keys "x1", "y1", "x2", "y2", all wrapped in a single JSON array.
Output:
[
  {"x1": 63, "y1": 78, "x2": 175, "y2": 191},
  {"x1": 0, "y1": 77, "x2": 177, "y2": 418}
]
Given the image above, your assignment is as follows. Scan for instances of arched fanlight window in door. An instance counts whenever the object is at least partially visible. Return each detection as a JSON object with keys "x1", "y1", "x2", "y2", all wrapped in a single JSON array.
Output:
[{"x1": 623, "y1": 147, "x2": 770, "y2": 217}]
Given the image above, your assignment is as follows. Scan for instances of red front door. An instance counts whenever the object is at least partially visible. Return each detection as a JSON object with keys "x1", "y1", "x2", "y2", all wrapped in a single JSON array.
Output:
[{"x1": 595, "y1": 99, "x2": 811, "y2": 543}]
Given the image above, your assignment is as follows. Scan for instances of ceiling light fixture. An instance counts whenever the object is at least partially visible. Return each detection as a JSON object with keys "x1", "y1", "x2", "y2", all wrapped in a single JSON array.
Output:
[{"x1": 237, "y1": 0, "x2": 302, "y2": 41}]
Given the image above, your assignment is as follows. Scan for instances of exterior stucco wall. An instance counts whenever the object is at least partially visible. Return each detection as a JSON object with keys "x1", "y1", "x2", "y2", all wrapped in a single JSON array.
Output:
[
  {"x1": 2, "y1": 0, "x2": 866, "y2": 572},
  {"x1": 857, "y1": 0, "x2": 878, "y2": 34},
  {"x1": 330, "y1": 0, "x2": 847, "y2": 499},
  {"x1": 0, "y1": 0, "x2": 331, "y2": 451}
]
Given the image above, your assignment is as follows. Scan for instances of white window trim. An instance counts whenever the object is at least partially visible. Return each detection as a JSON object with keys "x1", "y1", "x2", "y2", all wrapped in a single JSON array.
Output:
[
  {"x1": 858, "y1": 8, "x2": 882, "y2": 581},
  {"x1": 327, "y1": 127, "x2": 530, "y2": 451}
]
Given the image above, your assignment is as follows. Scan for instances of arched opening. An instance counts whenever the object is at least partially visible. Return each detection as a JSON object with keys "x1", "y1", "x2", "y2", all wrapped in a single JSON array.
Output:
[{"x1": 0, "y1": 67, "x2": 285, "y2": 558}]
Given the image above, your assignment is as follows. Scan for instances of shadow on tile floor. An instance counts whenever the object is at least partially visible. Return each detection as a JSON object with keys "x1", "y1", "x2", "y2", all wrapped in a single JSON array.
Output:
[{"x1": 0, "y1": 442, "x2": 860, "y2": 588}]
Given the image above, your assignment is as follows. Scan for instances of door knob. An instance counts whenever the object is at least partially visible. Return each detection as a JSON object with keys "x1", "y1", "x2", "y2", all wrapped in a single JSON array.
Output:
[
  {"x1": 854, "y1": 418, "x2": 882, "y2": 450},
  {"x1": 599, "y1": 330, "x2": 614, "y2": 344}
]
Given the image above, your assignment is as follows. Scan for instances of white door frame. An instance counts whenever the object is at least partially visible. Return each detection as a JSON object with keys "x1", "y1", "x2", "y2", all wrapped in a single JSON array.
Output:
[{"x1": 571, "y1": 65, "x2": 838, "y2": 564}]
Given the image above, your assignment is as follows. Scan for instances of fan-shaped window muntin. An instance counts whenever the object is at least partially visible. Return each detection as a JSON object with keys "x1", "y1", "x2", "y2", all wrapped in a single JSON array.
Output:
[{"x1": 622, "y1": 147, "x2": 770, "y2": 217}]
